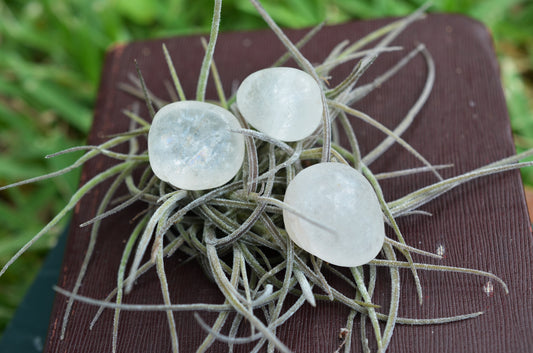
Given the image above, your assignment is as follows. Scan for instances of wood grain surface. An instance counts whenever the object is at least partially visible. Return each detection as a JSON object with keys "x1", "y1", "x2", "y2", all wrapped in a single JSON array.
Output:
[{"x1": 44, "y1": 14, "x2": 533, "y2": 352}]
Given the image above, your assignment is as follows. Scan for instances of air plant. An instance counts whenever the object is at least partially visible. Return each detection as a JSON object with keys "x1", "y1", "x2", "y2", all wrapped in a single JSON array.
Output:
[{"x1": 1, "y1": 1, "x2": 531, "y2": 352}]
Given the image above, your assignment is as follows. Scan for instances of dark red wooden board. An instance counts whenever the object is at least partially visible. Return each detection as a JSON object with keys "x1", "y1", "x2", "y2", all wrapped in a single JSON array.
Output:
[{"x1": 44, "y1": 14, "x2": 533, "y2": 352}]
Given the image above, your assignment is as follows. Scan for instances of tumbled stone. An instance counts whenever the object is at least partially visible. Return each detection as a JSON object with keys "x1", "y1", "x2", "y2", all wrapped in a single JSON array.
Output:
[
  {"x1": 148, "y1": 101, "x2": 245, "y2": 190},
  {"x1": 283, "y1": 162, "x2": 385, "y2": 267},
  {"x1": 236, "y1": 67, "x2": 323, "y2": 142}
]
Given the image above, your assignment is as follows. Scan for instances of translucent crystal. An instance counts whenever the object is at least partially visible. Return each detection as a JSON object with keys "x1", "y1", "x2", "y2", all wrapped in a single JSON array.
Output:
[
  {"x1": 283, "y1": 163, "x2": 385, "y2": 267},
  {"x1": 236, "y1": 67, "x2": 323, "y2": 142},
  {"x1": 148, "y1": 101, "x2": 245, "y2": 190}
]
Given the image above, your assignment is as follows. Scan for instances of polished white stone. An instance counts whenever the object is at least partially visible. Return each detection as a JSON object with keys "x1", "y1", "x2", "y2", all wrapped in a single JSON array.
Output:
[
  {"x1": 148, "y1": 101, "x2": 245, "y2": 190},
  {"x1": 236, "y1": 67, "x2": 323, "y2": 142},
  {"x1": 283, "y1": 163, "x2": 385, "y2": 267}
]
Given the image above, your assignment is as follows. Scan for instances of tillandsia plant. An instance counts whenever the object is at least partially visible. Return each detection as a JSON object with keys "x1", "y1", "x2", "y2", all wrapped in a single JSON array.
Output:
[{"x1": 1, "y1": 0, "x2": 532, "y2": 352}]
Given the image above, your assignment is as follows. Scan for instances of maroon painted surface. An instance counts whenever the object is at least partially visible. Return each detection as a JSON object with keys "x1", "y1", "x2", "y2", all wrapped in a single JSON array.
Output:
[{"x1": 44, "y1": 15, "x2": 533, "y2": 352}]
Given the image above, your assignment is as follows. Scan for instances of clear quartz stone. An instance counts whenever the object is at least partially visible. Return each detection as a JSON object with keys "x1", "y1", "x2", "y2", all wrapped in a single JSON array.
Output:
[
  {"x1": 148, "y1": 101, "x2": 245, "y2": 190},
  {"x1": 236, "y1": 67, "x2": 323, "y2": 142},
  {"x1": 283, "y1": 162, "x2": 385, "y2": 267}
]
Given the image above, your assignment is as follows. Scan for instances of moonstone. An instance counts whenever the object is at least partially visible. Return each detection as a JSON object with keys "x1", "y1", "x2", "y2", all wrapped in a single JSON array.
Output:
[
  {"x1": 148, "y1": 101, "x2": 245, "y2": 190},
  {"x1": 283, "y1": 163, "x2": 385, "y2": 267},
  {"x1": 236, "y1": 67, "x2": 323, "y2": 142}
]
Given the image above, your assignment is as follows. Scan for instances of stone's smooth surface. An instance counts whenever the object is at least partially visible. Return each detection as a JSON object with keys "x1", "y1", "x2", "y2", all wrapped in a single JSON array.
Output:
[
  {"x1": 283, "y1": 163, "x2": 385, "y2": 267},
  {"x1": 148, "y1": 101, "x2": 245, "y2": 190},
  {"x1": 236, "y1": 67, "x2": 323, "y2": 142}
]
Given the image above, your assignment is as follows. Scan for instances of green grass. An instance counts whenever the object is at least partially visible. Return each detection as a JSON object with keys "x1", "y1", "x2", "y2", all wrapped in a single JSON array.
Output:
[{"x1": 0, "y1": 0, "x2": 531, "y2": 336}]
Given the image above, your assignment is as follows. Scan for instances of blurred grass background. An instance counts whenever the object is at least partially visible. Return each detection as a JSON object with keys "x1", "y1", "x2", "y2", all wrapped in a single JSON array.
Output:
[{"x1": 0, "y1": 0, "x2": 531, "y2": 335}]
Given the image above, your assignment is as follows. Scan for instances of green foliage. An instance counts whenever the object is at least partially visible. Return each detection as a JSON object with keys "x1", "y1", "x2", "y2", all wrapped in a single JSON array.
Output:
[{"x1": 0, "y1": 0, "x2": 531, "y2": 335}]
